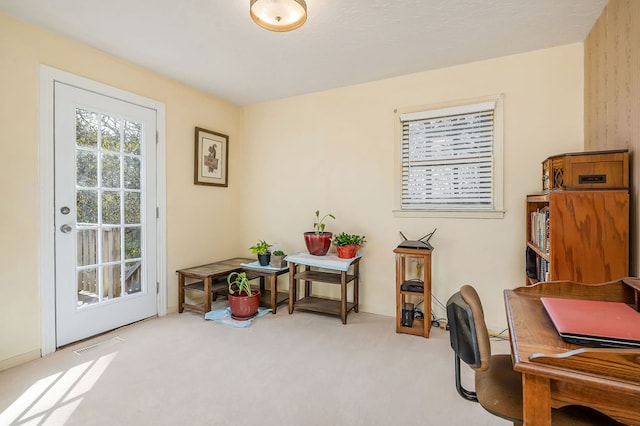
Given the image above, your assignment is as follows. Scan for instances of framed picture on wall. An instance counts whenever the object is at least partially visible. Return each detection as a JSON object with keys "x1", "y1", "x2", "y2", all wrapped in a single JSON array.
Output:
[{"x1": 194, "y1": 127, "x2": 229, "y2": 187}]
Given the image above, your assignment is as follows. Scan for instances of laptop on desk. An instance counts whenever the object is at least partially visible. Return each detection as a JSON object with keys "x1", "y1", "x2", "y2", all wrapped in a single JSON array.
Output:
[{"x1": 541, "y1": 297, "x2": 640, "y2": 349}]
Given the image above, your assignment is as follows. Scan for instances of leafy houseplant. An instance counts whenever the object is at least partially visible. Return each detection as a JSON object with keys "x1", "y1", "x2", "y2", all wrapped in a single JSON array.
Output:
[
  {"x1": 313, "y1": 210, "x2": 335, "y2": 234},
  {"x1": 250, "y1": 240, "x2": 271, "y2": 266},
  {"x1": 226, "y1": 271, "x2": 260, "y2": 320},
  {"x1": 332, "y1": 232, "x2": 366, "y2": 259},
  {"x1": 270, "y1": 249, "x2": 287, "y2": 268},
  {"x1": 304, "y1": 210, "x2": 335, "y2": 256}
]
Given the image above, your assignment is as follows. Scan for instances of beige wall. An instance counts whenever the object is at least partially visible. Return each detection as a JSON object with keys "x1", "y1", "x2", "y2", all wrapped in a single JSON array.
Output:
[
  {"x1": 585, "y1": 0, "x2": 639, "y2": 274},
  {"x1": 0, "y1": 13, "x2": 242, "y2": 369},
  {"x1": 1, "y1": 11, "x2": 587, "y2": 368},
  {"x1": 239, "y1": 44, "x2": 585, "y2": 330}
]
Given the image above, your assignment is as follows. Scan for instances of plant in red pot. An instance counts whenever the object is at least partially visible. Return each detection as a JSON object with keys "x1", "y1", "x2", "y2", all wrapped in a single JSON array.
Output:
[
  {"x1": 332, "y1": 232, "x2": 366, "y2": 259},
  {"x1": 304, "y1": 210, "x2": 335, "y2": 256},
  {"x1": 226, "y1": 271, "x2": 260, "y2": 320}
]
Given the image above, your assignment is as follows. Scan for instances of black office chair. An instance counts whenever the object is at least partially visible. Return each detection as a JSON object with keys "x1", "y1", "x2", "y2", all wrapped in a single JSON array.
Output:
[{"x1": 446, "y1": 285, "x2": 624, "y2": 425}]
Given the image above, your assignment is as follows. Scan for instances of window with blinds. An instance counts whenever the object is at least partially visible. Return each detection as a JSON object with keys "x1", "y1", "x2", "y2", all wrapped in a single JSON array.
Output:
[{"x1": 399, "y1": 100, "x2": 500, "y2": 211}]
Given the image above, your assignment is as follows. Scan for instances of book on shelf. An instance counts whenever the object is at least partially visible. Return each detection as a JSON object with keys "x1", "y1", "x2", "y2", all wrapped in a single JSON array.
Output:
[
  {"x1": 537, "y1": 256, "x2": 549, "y2": 282},
  {"x1": 526, "y1": 247, "x2": 550, "y2": 282},
  {"x1": 530, "y1": 206, "x2": 550, "y2": 253}
]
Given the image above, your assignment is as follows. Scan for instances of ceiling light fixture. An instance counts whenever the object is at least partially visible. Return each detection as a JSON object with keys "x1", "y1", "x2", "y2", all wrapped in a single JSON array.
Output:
[{"x1": 250, "y1": 0, "x2": 307, "y2": 32}]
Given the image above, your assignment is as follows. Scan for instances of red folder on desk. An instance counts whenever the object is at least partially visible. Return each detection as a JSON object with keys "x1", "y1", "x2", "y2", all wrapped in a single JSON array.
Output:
[{"x1": 541, "y1": 297, "x2": 640, "y2": 348}]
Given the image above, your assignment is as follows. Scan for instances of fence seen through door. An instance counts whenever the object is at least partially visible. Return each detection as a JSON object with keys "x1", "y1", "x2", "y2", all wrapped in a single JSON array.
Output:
[{"x1": 77, "y1": 228, "x2": 142, "y2": 306}]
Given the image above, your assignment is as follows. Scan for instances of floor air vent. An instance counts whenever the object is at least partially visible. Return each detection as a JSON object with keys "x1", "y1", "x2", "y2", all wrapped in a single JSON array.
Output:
[{"x1": 73, "y1": 336, "x2": 124, "y2": 355}]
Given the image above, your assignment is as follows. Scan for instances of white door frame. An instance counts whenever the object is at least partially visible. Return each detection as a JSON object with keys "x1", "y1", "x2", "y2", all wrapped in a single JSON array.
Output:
[{"x1": 39, "y1": 65, "x2": 167, "y2": 356}]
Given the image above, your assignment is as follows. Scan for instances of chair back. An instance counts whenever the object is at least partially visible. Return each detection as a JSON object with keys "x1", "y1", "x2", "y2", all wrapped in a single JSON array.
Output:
[{"x1": 446, "y1": 285, "x2": 492, "y2": 371}]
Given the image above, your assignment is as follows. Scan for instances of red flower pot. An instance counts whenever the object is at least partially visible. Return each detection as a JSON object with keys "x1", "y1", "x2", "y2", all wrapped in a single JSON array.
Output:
[
  {"x1": 304, "y1": 232, "x2": 332, "y2": 256},
  {"x1": 228, "y1": 289, "x2": 260, "y2": 320},
  {"x1": 336, "y1": 244, "x2": 359, "y2": 259}
]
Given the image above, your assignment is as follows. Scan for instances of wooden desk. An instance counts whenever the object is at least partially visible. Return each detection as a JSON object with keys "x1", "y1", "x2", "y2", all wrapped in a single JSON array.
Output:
[
  {"x1": 504, "y1": 278, "x2": 640, "y2": 425},
  {"x1": 177, "y1": 257, "x2": 289, "y2": 315}
]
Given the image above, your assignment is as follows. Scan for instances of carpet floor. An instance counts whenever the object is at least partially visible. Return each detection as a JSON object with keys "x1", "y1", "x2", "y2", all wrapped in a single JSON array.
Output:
[{"x1": 0, "y1": 306, "x2": 510, "y2": 425}]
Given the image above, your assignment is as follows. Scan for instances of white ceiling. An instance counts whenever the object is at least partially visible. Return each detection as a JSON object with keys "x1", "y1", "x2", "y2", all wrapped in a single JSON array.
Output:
[{"x1": 0, "y1": 0, "x2": 607, "y2": 106}]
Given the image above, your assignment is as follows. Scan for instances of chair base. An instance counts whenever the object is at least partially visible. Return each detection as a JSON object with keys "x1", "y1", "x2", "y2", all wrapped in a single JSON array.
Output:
[{"x1": 454, "y1": 355, "x2": 477, "y2": 402}]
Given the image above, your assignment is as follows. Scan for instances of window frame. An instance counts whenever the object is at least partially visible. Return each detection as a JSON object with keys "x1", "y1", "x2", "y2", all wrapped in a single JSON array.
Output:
[{"x1": 394, "y1": 94, "x2": 505, "y2": 219}]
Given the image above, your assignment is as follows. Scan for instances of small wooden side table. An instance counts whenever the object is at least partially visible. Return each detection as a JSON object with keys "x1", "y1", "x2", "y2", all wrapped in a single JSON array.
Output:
[
  {"x1": 177, "y1": 257, "x2": 290, "y2": 315},
  {"x1": 239, "y1": 261, "x2": 289, "y2": 314},
  {"x1": 394, "y1": 247, "x2": 432, "y2": 338},
  {"x1": 177, "y1": 257, "x2": 251, "y2": 315},
  {"x1": 287, "y1": 253, "x2": 361, "y2": 324}
]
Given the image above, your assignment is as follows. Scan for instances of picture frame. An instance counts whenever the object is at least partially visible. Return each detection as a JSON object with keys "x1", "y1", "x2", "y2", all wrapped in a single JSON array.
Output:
[{"x1": 194, "y1": 127, "x2": 229, "y2": 187}]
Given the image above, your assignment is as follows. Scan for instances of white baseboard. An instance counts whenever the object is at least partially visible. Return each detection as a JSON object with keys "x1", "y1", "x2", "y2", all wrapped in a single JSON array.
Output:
[{"x1": 0, "y1": 349, "x2": 41, "y2": 372}]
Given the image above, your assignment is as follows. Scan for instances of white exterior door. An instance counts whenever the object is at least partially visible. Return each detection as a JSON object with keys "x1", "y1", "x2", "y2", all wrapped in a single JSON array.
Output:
[{"x1": 54, "y1": 82, "x2": 158, "y2": 346}]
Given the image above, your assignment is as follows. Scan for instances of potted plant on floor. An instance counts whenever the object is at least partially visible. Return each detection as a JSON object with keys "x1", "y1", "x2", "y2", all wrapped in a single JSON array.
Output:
[
  {"x1": 250, "y1": 240, "x2": 271, "y2": 266},
  {"x1": 332, "y1": 232, "x2": 366, "y2": 259},
  {"x1": 304, "y1": 210, "x2": 335, "y2": 256},
  {"x1": 270, "y1": 249, "x2": 287, "y2": 268},
  {"x1": 226, "y1": 271, "x2": 260, "y2": 320}
]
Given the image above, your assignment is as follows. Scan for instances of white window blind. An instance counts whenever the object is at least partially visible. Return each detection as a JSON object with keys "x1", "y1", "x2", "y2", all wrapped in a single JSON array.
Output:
[{"x1": 400, "y1": 101, "x2": 496, "y2": 210}]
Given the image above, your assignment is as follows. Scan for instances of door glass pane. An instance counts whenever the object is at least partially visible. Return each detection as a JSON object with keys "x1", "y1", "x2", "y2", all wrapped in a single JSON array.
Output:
[
  {"x1": 77, "y1": 190, "x2": 98, "y2": 224},
  {"x1": 102, "y1": 191, "x2": 121, "y2": 224},
  {"x1": 124, "y1": 227, "x2": 141, "y2": 260},
  {"x1": 124, "y1": 156, "x2": 140, "y2": 189},
  {"x1": 124, "y1": 192, "x2": 140, "y2": 224},
  {"x1": 77, "y1": 268, "x2": 98, "y2": 307},
  {"x1": 102, "y1": 264, "x2": 122, "y2": 300},
  {"x1": 124, "y1": 120, "x2": 141, "y2": 155},
  {"x1": 77, "y1": 229, "x2": 97, "y2": 266},
  {"x1": 76, "y1": 150, "x2": 97, "y2": 187},
  {"x1": 76, "y1": 109, "x2": 98, "y2": 148},
  {"x1": 125, "y1": 261, "x2": 142, "y2": 294},
  {"x1": 101, "y1": 115, "x2": 121, "y2": 152},
  {"x1": 102, "y1": 228, "x2": 121, "y2": 262},
  {"x1": 101, "y1": 153, "x2": 121, "y2": 188}
]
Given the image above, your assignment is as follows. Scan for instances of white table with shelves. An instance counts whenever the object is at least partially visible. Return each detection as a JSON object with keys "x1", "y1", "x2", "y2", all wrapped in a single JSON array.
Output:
[{"x1": 286, "y1": 253, "x2": 361, "y2": 324}]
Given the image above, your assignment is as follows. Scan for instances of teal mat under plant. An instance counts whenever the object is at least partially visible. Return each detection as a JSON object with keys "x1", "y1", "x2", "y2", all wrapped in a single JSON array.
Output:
[{"x1": 204, "y1": 307, "x2": 271, "y2": 328}]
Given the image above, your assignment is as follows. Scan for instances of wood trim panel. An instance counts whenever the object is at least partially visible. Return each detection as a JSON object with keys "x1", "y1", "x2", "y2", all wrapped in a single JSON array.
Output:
[
  {"x1": 584, "y1": 7, "x2": 607, "y2": 150},
  {"x1": 584, "y1": 0, "x2": 640, "y2": 276}
]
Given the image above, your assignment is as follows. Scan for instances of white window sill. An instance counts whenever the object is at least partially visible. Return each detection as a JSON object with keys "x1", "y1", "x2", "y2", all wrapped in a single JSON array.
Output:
[{"x1": 393, "y1": 209, "x2": 506, "y2": 219}]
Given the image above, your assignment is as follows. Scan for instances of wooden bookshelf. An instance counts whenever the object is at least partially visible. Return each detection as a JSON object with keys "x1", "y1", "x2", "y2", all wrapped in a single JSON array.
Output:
[{"x1": 525, "y1": 190, "x2": 629, "y2": 284}]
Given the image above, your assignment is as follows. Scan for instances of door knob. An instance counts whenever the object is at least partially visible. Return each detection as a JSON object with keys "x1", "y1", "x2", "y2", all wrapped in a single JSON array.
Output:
[
  {"x1": 60, "y1": 224, "x2": 72, "y2": 233},
  {"x1": 60, "y1": 206, "x2": 70, "y2": 215}
]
